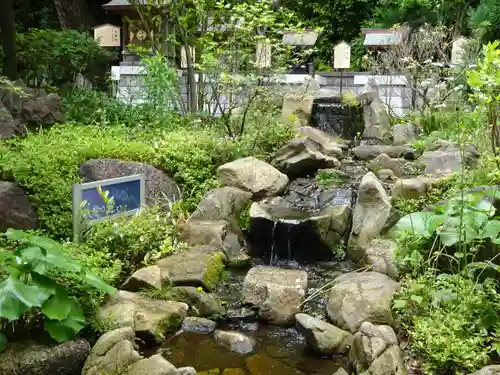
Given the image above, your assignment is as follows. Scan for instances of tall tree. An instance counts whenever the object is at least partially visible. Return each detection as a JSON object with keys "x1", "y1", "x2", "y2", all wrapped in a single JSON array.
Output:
[
  {"x1": 0, "y1": 0, "x2": 17, "y2": 80},
  {"x1": 52, "y1": 0, "x2": 96, "y2": 30}
]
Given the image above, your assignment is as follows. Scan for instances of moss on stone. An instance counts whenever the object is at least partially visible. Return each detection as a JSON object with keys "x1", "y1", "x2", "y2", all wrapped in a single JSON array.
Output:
[
  {"x1": 203, "y1": 252, "x2": 226, "y2": 291},
  {"x1": 156, "y1": 313, "x2": 184, "y2": 338},
  {"x1": 340, "y1": 91, "x2": 359, "y2": 106}
]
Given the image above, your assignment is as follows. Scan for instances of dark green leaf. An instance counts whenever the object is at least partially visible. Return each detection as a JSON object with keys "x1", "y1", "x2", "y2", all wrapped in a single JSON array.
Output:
[
  {"x1": 0, "y1": 277, "x2": 50, "y2": 321},
  {"x1": 44, "y1": 303, "x2": 85, "y2": 342},
  {"x1": 83, "y1": 273, "x2": 117, "y2": 296},
  {"x1": 41, "y1": 292, "x2": 72, "y2": 321}
]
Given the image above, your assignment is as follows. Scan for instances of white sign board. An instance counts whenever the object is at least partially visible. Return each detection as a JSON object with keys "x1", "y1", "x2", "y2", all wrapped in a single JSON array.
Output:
[
  {"x1": 334, "y1": 41, "x2": 351, "y2": 69},
  {"x1": 256, "y1": 44, "x2": 272, "y2": 68},
  {"x1": 93, "y1": 24, "x2": 121, "y2": 47},
  {"x1": 451, "y1": 36, "x2": 468, "y2": 65}
]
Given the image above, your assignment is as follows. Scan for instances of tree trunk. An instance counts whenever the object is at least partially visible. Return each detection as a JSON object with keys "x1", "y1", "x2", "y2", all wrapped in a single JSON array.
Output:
[
  {"x1": 0, "y1": 0, "x2": 17, "y2": 80},
  {"x1": 52, "y1": 0, "x2": 95, "y2": 30}
]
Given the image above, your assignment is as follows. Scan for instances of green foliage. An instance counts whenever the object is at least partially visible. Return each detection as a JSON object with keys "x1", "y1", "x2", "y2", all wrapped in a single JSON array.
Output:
[
  {"x1": 315, "y1": 169, "x2": 345, "y2": 188},
  {"x1": 0, "y1": 229, "x2": 116, "y2": 350},
  {"x1": 0, "y1": 119, "x2": 291, "y2": 238},
  {"x1": 82, "y1": 207, "x2": 186, "y2": 278},
  {"x1": 15, "y1": 29, "x2": 115, "y2": 88},
  {"x1": 393, "y1": 272, "x2": 499, "y2": 373}
]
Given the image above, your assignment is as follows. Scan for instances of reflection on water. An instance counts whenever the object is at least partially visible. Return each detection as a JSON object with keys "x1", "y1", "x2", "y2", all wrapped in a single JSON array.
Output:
[{"x1": 161, "y1": 326, "x2": 348, "y2": 375}]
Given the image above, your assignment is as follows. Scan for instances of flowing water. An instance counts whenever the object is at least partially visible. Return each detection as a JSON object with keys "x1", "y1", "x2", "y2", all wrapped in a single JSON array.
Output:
[{"x1": 159, "y1": 260, "x2": 353, "y2": 375}]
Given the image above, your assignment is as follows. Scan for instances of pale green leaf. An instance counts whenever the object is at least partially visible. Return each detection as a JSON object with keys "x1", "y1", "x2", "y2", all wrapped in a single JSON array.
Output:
[{"x1": 0, "y1": 277, "x2": 50, "y2": 321}]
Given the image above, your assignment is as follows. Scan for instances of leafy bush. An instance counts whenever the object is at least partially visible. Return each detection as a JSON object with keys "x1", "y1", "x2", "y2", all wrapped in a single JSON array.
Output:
[
  {"x1": 15, "y1": 29, "x2": 115, "y2": 88},
  {"x1": 393, "y1": 272, "x2": 499, "y2": 373},
  {"x1": 82, "y1": 207, "x2": 186, "y2": 279},
  {"x1": 0, "y1": 229, "x2": 116, "y2": 352},
  {"x1": 0, "y1": 121, "x2": 291, "y2": 238}
]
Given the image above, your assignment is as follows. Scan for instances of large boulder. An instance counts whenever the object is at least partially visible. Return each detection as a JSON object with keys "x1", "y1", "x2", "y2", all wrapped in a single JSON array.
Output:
[
  {"x1": 326, "y1": 272, "x2": 399, "y2": 332},
  {"x1": 188, "y1": 186, "x2": 252, "y2": 233},
  {"x1": 155, "y1": 245, "x2": 226, "y2": 291},
  {"x1": 0, "y1": 339, "x2": 90, "y2": 375},
  {"x1": 366, "y1": 153, "x2": 402, "y2": 177},
  {"x1": 357, "y1": 79, "x2": 390, "y2": 143},
  {"x1": 124, "y1": 354, "x2": 177, "y2": 375},
  {"x1": 242, "y1": 266, "x2": 308, "y2": 325},
  {"x1": 248, "y1": 197, "x2": 351, "y2": 262},
  {"x1": 392, "y1": 123, "x2": 418, "y2": 146},
  {"x1": 296, "y1": 126, "x2": 348, "y2": 155},
  {"x1": 280, "y1": 77, "x2": 321, "y2": 128},
  {"x1": 347, "y1": 172, "x2": 398, "y2": 261},
  {"x1": 350, "y1": 322, "x2": 399, "y2": 373},
  {"x1": 295, "y1": 313, "x2": 353, "y2": 355},
  {"x1": 170, "y1": 286, "x2": 225, "y2": 317},
  {"x1": 79, "y1": 158, "x2": 181, "y2": 206},
  {"x1": 0, "y1": 181, "x2": 38, "y2": 232},
  {"x1": 0, "y1": 84, "x2": 63, "y2": 139},
  {"x1": 181, "y1": 317, "x2": 216, "y2": 334},
  {"x1": 96, "y1": 291, "x2": 188, "y2": 341},
  {"x1": 217, "y1": 157, "x2": 288, "y2": 198},
  {"x1": 358, "y1": 239, "x2": 398, "y2": 277},
  {"x1": 416, "y1": 141, "x2": 480, "y2": 177},
  {"x1": 359, "y1": 345, "x2": 407, "y2": 375},
  {"x1": 273, "y1": 137, "x2": 341, "y2": 176},
  {"x1": 122, "y1": 265, "x2": 163, "y2": 292}
]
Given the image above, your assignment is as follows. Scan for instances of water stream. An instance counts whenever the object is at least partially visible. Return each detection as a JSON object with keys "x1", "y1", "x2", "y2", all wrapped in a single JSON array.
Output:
[{"x1": 159, "y1": 260, "x2": 353, "y2": 375}]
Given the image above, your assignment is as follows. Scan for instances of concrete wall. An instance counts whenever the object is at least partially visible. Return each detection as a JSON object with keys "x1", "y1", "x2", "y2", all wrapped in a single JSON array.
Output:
[{"x1": 109, "y1": 66, "x2": 412, "y2": 117}]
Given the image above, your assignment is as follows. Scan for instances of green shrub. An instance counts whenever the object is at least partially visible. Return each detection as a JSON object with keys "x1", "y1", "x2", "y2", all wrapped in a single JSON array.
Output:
[
  {"x1": 82, "y1": 207, "x2": 185, "y2": 279},
  {"x1": 393, "y1": 273, "x2": 499, "y2": 373},
  {"x1": 15, "y1": 29, "x2": 115, "y2": 88},
  {"x1": 0, "y1": 229, "x2": 116, "y2": 351},
  {"x1": 0, "y1": 119, "x2": 292, "y2": 238}
]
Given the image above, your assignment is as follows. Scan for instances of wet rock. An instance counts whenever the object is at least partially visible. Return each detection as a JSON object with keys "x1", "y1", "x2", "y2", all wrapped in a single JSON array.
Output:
[
  {"x1": 181, "y1": 220, "x2": 246, "y2": 267},
  {"x1": 155, "y1": 245, "x2": 227, "y2": 291},
  {"x1": 239, "y1": 322, "x2": 260, "y2": 332},
  {"x1": 124, "y1": 354, "x2": 176, "y2": 375},
  {"x1": 248, "y1": 195, "x2": 352, "y2": 262},
  {"x1": 182, "y1": 317, "x2": 216, "y2": 334},
  {"x1": 358, "y1": 79, "x2": 391, "y2": 143},
  {"x1": 217, "y1": 157, "x2": 288, "y2": 198},
  {"x1": 350, "y1": 322, "x2": 399, "y2": 373},
  {"x1": 469, "y1": 366, "x2": 500, "y2": 375},
  {"x1": 214, "y1": 330, "x2": 255, "y2": 354},
  {"x1": 242, "y1": 266, "x2": 307, "y2": 325},
  {"x1": 348, "y1": 172, "x2": 398, "y2": 261},
  {"x1": 359, "y1": 239, "x2": 398, "y2": 277},
  {"x1": 326, "y1": 271, "x2": 399, "y2": 332},
  {"x1": 417, "y1": 141, "x2": 480, "y2": 176},
  {"x1": 273, "y1": 138, "x2": 341, "y2": 176},
  {"x1": 227, "y1": 308, "x2": 258, "y2": 322},
  {"x1": 367, "y1": 153, "x2": 402, "y2": 177},
  {"x1": 393, "y1": 123, "x2": 418, "y2": 146},
  {"x1": 82, "y1": 327, "x2": 142, "y2": 375},
  {"x1": 122, "y1": 265, "x2": 162, "y2": 292},
  {"x1": 376, "y1": 169, "x2": 397, "y2": 182},
  {"x1": 296, "y1": 126, "x2": 348, "y2": 154},
  {"x1": 0, "y1": 181, "x2": 38, "y2": 232},
  {"x1": 97, "y1": 291, "x2": 188, "y2": 340},
  {"x1": 170, "y1": 286, "x2": 225, "y2": 317},
  {"x1": 246, "y1": 353, "x2": 305, "y2": 375},
  {"x1": 295, "y1": 313, "x2": 353, "y2": 355},
  {"x1": 188, "y1": 187, "x2": 252, "y2": 233},
  {"x1": 359, "y1": 345, "x2": 407, "y2": 375},
  {"x1": 0, "y1": 339, "x2": 90, "y2": 375},
  {"x1": 353, "y1": 145, "x2": 418, "y2": 161},
  {"x1": 79, "y1": 158, "x2": 181, "y2": 206}
]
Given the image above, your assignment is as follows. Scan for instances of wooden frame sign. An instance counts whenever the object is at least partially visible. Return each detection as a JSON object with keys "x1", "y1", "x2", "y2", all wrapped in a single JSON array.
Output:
[{"x1": 72, "y1": 174, "x2": 145, "y2": 240}]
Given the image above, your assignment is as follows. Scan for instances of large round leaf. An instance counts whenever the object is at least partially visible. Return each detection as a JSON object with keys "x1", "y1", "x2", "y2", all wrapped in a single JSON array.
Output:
[
  {"x1": 44, "y1": 303, "x2": 85, "y2": 343},
  {"x1": 0, "y1": 277, "x2": 50, "y2": 321}
]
